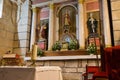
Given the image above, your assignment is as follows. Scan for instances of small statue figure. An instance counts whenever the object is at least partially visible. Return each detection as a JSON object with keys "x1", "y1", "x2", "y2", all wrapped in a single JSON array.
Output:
[
  {"x1": 64, "y1": 10, "x2": 71, "y2": 26},
  {"x1": 63, "y1": 10, "x2": 71, "y2": 32},
  {"x1": 87, "y1": 13, "x2": 98, "y2": 34},
  {"x1": 39, "y1": 23, "x2": 47, "y2": 40}
]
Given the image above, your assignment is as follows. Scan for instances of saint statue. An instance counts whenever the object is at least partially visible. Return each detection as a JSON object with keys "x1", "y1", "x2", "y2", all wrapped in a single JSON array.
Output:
[
  {"x1": 63, "y1": 10, "x2": 71, "y2": 31},
  {"x1": 87, "y1": 13, "x2": 98, "y2": 34},
  {"x1": 39, "y1": 23, "x2": 47, "y2": 40},
  {"x1": 64, "y1": 10, "x2": 71, "y2": 26}
]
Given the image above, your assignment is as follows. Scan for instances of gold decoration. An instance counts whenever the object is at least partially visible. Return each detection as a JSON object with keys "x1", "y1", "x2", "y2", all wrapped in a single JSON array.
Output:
[
  {"x1": 30, "y1": 44, "x2": 38, "y2": 67},
  {"x1": 106, "y1": 45, "x2": 112, "y2": 47},
  {"x1": 31, "y1": 44, "x2": 37, "y2": 60},
  {"x1": 78, "y1": 0, "x2": 84, "y2": 4},
  {"x1": 32, "y1": 7, "x2": 37, "y2": 13},
  {"x1": 49, "y1": 3, "x2": 54, "y2": 9},
  {"x1": 80, "y1": 46, "x2": 85, "y2": 49}
]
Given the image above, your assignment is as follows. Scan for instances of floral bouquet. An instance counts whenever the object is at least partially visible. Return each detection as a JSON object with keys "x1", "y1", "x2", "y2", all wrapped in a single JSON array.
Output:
[
  {"x1": 37, "y1": 48, "x2": 44, "y2": 56},
  {"x1": 68, "y1": 40, "x2": 78, "y2": 50},
  {"x1": 52, "y1": 41, "x2": 61, "y2": 51},
  {"x1": 87, "y1": 43, "x2": 96, "y2": 55}
]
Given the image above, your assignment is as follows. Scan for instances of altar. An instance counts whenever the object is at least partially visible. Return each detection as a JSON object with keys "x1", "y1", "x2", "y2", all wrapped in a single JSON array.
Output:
[{"x1": 0, "y1": 66, "x2": 63, "y2": 80}]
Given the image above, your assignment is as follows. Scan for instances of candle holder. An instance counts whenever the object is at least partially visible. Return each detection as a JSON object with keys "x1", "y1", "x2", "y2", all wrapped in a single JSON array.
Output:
[
  {"x1": 30, "y1": 59, "x2": 36, "y2": 67},
  {"x1": 30, "y1": 44, "x2": 38, "y2": 67}
]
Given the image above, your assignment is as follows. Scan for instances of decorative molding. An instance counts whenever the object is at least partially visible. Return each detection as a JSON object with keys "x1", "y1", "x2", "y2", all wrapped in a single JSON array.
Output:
[
  {"x1": 105, "y1": 45, "x2": 112, "y2": 48},
  {"x1": 56, "y1": 4, "x2": 78, "y2": 17},
  {"x1": 32, "y1": 7, "x2": 38, "y2": 13},
  {"x1": 32, "y1": 0, "x2": 73, "y2": 8},
  {"x1": 10, "y1": 0, "x2": 25, "y2": 5},
  {"x1": 49, "y1": 3, "x2": 54, "y2": 9},
  {"x1": 25, "y1": 55, "x2": 101, "y2": 61},
  {"x1": 78, "y1": 0, "x2": 84, "y2": 4}
]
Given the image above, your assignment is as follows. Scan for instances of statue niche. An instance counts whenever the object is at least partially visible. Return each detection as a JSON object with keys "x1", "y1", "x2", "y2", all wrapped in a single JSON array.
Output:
[
  {"x1": 58, "y1": 5, "x2": 76, "y2": 36},
  {"x1": 87, "y1": 12, "x2": 100, "y2": 37},
  {"x1": 58, "y1": 5, "x2": 78, "y2": 50},
  {"x1": 37, "y1": 20, "x2": 49, "y2": 50},
  {"x1": 86, "y1": 12, "x2": 100, "y2": 48}
]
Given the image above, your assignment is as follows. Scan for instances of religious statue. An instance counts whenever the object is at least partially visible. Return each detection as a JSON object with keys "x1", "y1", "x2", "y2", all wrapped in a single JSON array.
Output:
[
  {"x1": 63, "y1": 10, "x2": 71, "y2": 31},
  {"x1": 87, "y1": 13, "x2": 98, "y2": 34},
  {"x1": 64, "y1": 10, "x2": 71, "y2": 26},
  {"x1": 39, "y1": 23, "x2": 47, "y2": 40}
]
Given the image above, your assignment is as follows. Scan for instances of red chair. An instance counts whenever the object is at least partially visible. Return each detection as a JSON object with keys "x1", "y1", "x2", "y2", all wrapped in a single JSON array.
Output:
[
  {"x1": 93, "y1": 46, "x2": 120, "y2": 80},
  {"x1": 110, "y1": 47, "x2": 120, "y2": 80},
  {"x1": 83, "y1": 47, "x2": 111, "y2": 80},
  {"x1": 83, "y1": 65, "x2": 99, "y2": 80},
  {"x1": 92, "y1": 47, "x2": 111, "y2": 80}
]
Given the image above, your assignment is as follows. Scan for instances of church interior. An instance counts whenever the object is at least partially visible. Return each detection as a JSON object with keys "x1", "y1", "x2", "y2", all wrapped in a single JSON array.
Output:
[{"x1": 0, "y1": 0, "x2": 120, "y2": 80}]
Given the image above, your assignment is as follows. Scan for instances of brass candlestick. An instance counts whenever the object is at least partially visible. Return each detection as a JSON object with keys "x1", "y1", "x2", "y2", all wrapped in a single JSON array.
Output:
[
  {"x1": 30, "y1": 44, "x2": 38, "y2": 67},
  {"x1": 30, "y1": 59, "x2": 36, "y2": 67}
]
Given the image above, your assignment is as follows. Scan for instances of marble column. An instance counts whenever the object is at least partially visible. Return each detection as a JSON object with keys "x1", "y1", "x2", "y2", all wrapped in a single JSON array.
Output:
[
  {"x1": 102, "y1": 0, "x2": 112, "y2": 47},
  {"x1": 48, "y1": 2, "x2": 54, "y2": 50},
  {"x1": 30, "y1": 7, "x2": 37, "y2": 50},
  {"x1": 78, "y1": 0, "x2": 85, "y2": 49}
]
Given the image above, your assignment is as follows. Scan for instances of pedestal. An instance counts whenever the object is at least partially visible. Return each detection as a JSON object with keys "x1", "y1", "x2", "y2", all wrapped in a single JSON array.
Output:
[{"x1": 37, "y1": 39, "x2": 46, "y2": 50}]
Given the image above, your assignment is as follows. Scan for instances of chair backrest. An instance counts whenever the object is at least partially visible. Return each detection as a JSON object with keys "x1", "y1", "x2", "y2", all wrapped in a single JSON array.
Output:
[
  {"x1": 104, "y1": 47, "x2": 112, "y2": 74},
  {"x1": 104, "y1": 46, "x2": 120, "y2": 75},
  {"x1": 112, "y1": 47, "x2": 120, "y2": 69}
]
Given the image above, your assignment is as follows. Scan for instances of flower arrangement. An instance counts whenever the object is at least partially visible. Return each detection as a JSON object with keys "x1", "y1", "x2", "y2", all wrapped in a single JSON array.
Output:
[
  {"x1": 87, "y1": 43, "x2": 96, "y2": 54},
  {"x1": 37, "y1": 48, "x2": 44, "y2": 56},
  {"x1": 68, "y1": 40, "x2": 78, "y2": 50},
  {"x1": 52, "y1": 41, "x2": 61, "y2": 51}
]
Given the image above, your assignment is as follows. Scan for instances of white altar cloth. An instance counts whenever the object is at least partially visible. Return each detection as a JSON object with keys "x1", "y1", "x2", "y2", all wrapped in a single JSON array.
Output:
[{"x1": 0, "y1": 66, "x2": 63, "y2": 80}]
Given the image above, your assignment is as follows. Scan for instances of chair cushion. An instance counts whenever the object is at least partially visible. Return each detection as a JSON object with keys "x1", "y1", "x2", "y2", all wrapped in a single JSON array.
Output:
[
  {"x1": 87, "y1": 66, "x2": 100, "y2": 73},
  {"x1": 93, "y1": 72, "x2": 108, "y2": 79},
  {"x1": 111, "y1": 69, "x2": 120, "y2": 80}
]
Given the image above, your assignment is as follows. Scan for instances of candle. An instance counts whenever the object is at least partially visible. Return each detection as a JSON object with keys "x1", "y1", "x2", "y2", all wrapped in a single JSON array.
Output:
[{"x1": 31, "y1": 44, "x2": 38, "y2": 60}]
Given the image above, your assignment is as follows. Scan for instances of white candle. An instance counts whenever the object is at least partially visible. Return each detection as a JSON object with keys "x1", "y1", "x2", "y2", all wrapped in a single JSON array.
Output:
[{"x1": 31, "y1": 44, "x2": 37, "y2": 60}]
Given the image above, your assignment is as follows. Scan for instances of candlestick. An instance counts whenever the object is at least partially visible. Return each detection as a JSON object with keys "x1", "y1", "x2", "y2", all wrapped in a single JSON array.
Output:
[
  {"x1": 31, "y1": 44, "x2": 37, "y2": 60},
  {"x1": 30, "y1": 44, "x2": 37, "y2": 66}
]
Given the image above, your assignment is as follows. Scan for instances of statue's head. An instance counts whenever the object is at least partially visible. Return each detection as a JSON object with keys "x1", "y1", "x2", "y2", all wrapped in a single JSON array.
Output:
[{"x1": 90, "y1": 13, "x2": 93, "y2": 18}]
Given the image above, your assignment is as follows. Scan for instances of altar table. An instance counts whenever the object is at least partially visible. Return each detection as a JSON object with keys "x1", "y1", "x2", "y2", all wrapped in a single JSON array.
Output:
[{"x1": 0, "y1": 66, "x2": 63, "y2": 80}]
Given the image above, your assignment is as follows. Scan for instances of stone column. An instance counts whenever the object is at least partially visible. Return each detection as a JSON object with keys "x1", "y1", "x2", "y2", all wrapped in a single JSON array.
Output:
[
  {"x1": 30, "y1": 7, "x2": 37, "y2": 50},
  {"x1": 56, "y1": 17, "x2": 59, "y2": 41},
  {"x1": 78, "y1": 0, "x2": 85, "y2": 49},
  {"x1": 48, "y1": 2, "x2": 54, "y2": 50},
  {"x1": 102, "y1": 0, "x2": 112, "y2": 47}
]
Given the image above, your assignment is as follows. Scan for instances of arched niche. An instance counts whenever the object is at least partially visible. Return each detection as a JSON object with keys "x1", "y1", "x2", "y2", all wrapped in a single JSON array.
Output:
[{"x1": 57, "y1": 4, "x2": 78, "y2": 40}]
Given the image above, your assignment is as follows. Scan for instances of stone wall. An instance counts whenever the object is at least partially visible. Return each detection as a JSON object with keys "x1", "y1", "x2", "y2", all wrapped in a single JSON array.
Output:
[
  {"x1": 0, "y1": 0, "x2": 17, "y2": 54},
  {"x1": 27, "y1": 59, "x2": 99, "y2": 80},
  {"x1": 13, "y1": 0, "x2": 31, "y2": 55},
  {"x1": 111, "y1": 0, "x2": 120, "y2": 45}
]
